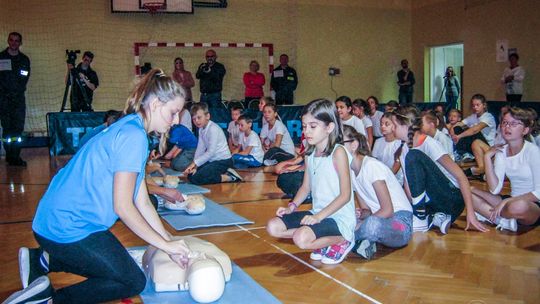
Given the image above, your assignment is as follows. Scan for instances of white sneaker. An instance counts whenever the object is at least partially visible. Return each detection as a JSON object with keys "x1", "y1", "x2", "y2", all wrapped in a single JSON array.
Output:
[
  {"x1": 412, "y1": 215, "x2": 429, "y2": 232},
  {"x1": 3, "y1": 276, "x2": 52, "y2": 304},
  {"x1": 496, "y1": 217, "x2": 518, "y2": 232},
  {"x1": 474, "y1": 212, "x2": 493, "y2": 224},
  {"x1": 263, "y1": 159, "x2": 278, "y2": 166},
  {"x1": 226, "y1": 168, "x2": 243, "y2": 182},
  {"x1": 430, "y1": 212, "x2": 452, "y2": 235},
  {"x1": 461, "y1": 153, "x2": 475, "y2": 162}
]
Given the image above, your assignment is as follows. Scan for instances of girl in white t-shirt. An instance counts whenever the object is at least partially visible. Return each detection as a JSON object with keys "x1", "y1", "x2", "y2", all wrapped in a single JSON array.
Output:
[
  {"x1": 342, "y1": 125, "x2": 412, "y2": 260},
  {"x1": 392, "y1": 106, "x2": 487, "y2": 234},
  {"x1": 367, "y1": 96, "x2": 384, "y2": 139},
  {"x1": 260, "y1": 103, "x2": 295, "y2": 165},
  {"x1": 371, "y1": 113, "x2": 404, "y2": 184},
  {"x1": 231, "y1": 115, "x2": 264, "y2": 168},
  {"x1": 450, "y1": 94, "x2": 496, "y2": 178},
  {"x1": 352, "y1": 98, "x2": 374, "y2": 147},
  {"x1": 421, "y1": 110, "x2": 454, "y2": 159},
  {"x1": 267, "y1": 99, "x2": 356, "y2": 265},
  {"x1": 335, "y1": 96, "x2": 366, "y2": 136},
  {"x1": 472, "y1": 108, "x2": 540, "y2": 230}
]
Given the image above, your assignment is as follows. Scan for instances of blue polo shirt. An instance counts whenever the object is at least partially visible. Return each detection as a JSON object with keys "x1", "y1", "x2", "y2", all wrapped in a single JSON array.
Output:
[
  {"x1": 33, "y1": 114, "x2": 149, "y2": 243},
  {"x1": 169, "y1": 124, "x2": 197, "y2": 150}
]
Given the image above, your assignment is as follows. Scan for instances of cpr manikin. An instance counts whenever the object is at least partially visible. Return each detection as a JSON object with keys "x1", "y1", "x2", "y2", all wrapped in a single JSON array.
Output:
[
  {"x1": 142, "y1": 236, "x2": 232, "y2": 303},
  {"x1": 164, "y1": 194, "x2": 206, "y2": 214}
]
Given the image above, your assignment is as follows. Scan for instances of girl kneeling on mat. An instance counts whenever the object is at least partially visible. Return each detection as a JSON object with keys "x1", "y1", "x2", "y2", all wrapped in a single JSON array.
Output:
[
  {"x1": 267, "y1": 98, "x2": 356, "y2": 265},
  {"x1": 341, "y1": 125, "x2": 412, "y2": 260},
  {"x1": 472, "y1": 107, "x2": 540, "y2": 231},
  {"x1": 6, "y1": 69, "x2": 191, "y2": 304},
  {"x1": 391, "y1": 106, "x2": 487, "y2": 234}
]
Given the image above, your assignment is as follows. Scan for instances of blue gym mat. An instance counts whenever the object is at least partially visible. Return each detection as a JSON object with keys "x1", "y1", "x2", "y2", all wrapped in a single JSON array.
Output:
[
  {"x1": 157, "y1": 198, "x2": 253, "y2": 230},
  {"x1": 177, "y1": 183, "x2": 210, "y2": 195},
  {"x1": 127, "y1": 247, "x2": 281, "y2": 304}
]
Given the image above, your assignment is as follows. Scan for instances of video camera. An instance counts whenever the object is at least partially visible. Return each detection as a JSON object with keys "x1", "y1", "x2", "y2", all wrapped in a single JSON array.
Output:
[{"x1": 66, "y1": 49, "x2": 81, "y2": 65}]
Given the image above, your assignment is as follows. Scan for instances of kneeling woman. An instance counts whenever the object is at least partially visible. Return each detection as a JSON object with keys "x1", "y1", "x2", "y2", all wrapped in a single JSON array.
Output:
[
  {"x1": 6, "y1": 70, "x2": 191, "y2": 304},
  {"x1": 472, "y1": 107, "x2": 540, "y2": 231},
  {"x1": 342, "y1": 126, "x2": 412, "y2": 260}
]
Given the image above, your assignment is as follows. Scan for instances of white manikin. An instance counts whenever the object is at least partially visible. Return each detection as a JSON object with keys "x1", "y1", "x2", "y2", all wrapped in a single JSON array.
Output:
[
  {"x1": 164, "y1": 194, "x2": 206, "y2": 215},
  {"x1": 142, "y1": 236, "x2": 232, "y2": 303}
]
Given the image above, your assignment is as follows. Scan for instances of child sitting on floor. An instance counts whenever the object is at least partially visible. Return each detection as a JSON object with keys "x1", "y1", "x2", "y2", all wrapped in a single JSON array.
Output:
[
  {"x1": 231, "y1": 114, "x2": 264, "y2": 169},
  {"x1": 267, "y1": 98, "x2": 356, "y2": 265},
  {"x1": 342, "y1": 125, "x2": 412, "y2": 260},
  {"x1": 184, "y1": 102, "x2": 243, "y2": 184}
]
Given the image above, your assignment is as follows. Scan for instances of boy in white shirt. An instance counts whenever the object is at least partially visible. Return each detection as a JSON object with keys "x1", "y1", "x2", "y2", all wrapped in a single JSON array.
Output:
[
  {"x1": 185, "y1": 103, "x2": 243, "y2": 184},
  {"x1": 232, "y1": 115, "x2": 264, "y2": 168},
  {"x1": 227, "y1": 105, "x2": 242, "y2": 152}
]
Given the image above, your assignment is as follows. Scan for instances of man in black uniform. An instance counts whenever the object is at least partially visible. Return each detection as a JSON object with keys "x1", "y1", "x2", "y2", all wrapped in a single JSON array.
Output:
[
  {"x1": 195, "y1": 49, "x2": 226, "y2": 108},
  {"x1": 270, "y1": 54, "x2": 298, "y2": 105},
  {"x1": 68, "y1": 51, "x2": 99, "y2": 112},
  {"x1": 0, "y1": 32, "x2": 31, "y2": 166}
]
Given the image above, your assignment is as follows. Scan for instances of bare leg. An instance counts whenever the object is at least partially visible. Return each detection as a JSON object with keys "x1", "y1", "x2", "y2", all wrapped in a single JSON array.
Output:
[
  {"x1": 471, "y1": 187, "x2": 502, "y2": 218},
  {"x1": 292, "y1": 226, "x2": 345, "y2": 250},
  {"x1": 266, "y1": 217, "x2": 297, "y2": 238},
  {"x1": 504, "y1": 200, "x2": 540, "y2": 225},
  {"x1": 471, "y1": 140, "x2": 489, "y2": 174}
]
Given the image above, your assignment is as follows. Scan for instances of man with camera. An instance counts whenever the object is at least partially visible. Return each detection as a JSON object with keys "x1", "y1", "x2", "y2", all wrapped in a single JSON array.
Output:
[
  {"x1": 196, "y1": 49, "x2": 226, "y2": 108},
  {"x1": 0, "y1": 32, "x2": 31, "y2": 166},
  {"x1": 67, "y1": 51, "x2": 99, "y2": 112}
]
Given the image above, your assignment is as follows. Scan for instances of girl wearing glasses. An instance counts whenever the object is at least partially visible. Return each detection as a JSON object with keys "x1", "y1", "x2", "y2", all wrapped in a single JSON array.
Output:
[{"x1": 471, "y1": 107, "x2": 540, "y2": 231}]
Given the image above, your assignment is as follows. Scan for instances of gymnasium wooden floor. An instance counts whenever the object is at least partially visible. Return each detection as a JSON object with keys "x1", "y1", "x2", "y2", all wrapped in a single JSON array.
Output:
[{"x1": 1, "y1": 148, "x2": 539, "y2": 304}]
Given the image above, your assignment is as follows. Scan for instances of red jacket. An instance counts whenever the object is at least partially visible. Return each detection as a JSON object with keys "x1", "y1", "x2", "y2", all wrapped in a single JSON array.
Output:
[{"x1": 243, "y1": 72, "x2": 265, "y2": 98}]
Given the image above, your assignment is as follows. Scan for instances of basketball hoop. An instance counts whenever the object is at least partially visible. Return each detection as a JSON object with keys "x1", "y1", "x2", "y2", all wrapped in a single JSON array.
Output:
[{"x1": 143, "y1": 2, "x2": 166, "y2": 14}]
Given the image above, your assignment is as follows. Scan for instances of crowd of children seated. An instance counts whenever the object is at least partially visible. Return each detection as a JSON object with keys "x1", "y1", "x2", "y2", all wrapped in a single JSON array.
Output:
[{"x1": 146, "y1": 91, "x2": 540, "y2": 267}]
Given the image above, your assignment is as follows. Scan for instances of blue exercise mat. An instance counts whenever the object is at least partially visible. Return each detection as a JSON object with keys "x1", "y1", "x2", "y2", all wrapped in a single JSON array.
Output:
[
  {"x1": 177, "y1": 183, "x2": 210, "y2": 195},
  {"x1": 157, "y1": 198, "x2": 253, "y2": 230},
  {"x1": 127, "y1": 247, "x2": 281, "y2": 304}
]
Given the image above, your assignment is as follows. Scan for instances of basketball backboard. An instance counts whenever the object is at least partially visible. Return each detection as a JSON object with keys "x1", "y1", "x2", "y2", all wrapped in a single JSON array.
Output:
[{"x1": 111, "y1": 0, "x2": 193, "y2": 14}]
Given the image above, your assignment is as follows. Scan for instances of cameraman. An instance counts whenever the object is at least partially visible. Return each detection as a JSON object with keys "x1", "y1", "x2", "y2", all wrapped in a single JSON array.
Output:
[
  {"x1": 444, "y1": 66, "x2": 460, "y2": 113},
  {"x1": 67, "y1": 51, "x2": 99, "y2": 112}
]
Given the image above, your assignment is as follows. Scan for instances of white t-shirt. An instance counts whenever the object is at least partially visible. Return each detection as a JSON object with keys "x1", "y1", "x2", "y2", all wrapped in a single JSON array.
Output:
[
  {"x1": 342, "y1": 115, "x2": 366, "y2": 136},
  {"x1": 260, "y1": 120, "x2": 295, "y2": 155},
  {"x1": 361, "y1": 116, "x2": 373, "y2": 129},
  {"x1": 227, "y1": 121, "x2": 241, "y2": 146},
  {"x1": 501, "y1": 66, "x2": 525, "y2": 95},
  {"x1": 352, "y1": 156, "x2": 412, "y2": 214},
  {"x1": 180, "y1": 109, "x2": 192, "y2": 131},
  {"x1": 372, "y1": 137, "x2": 404, "y2": 184},
  {"x1": 194, "y1": 120, "x2": 232, "y2": 167},
  {"x1": 400, "y1": 136, "x2": 459, "y2": 188},
  {"x1": 462, "y1": 112, "x2": 497, "y2": 146},
  {"x1": 239, "y1": 130, "x2": 264, "y2": 163},
  {"x1": 433, "y1": 129, "x2": 454, "y2": 160},
  {"x1": 370, "y1": 110, "x2": 384, "y2": 137},
  {"x1": 535, "y1": 135, "x2": 540, "y2": 148},
  {"x1": 492, "y1": 141, "x2": 540, "y2": 199}
]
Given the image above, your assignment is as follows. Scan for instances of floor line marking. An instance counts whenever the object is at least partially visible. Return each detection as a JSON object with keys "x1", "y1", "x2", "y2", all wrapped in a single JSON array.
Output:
[
  {"x1": 235, "y1": 224, "x2": 382, "y2": 304},
  {"x1": 181, "y1": 226, "x2": 266, "y2": 237}
]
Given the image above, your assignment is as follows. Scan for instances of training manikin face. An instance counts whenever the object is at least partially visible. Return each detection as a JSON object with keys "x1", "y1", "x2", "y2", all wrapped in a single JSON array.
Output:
[{"x1": 142, "y1": 236, "x2": 232, "y2": 303}]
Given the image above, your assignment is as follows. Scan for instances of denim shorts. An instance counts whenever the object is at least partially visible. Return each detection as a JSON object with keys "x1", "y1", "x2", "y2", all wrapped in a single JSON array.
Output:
[{"x1": 280, "y1": 211, "x2": 342, "y2": 239}]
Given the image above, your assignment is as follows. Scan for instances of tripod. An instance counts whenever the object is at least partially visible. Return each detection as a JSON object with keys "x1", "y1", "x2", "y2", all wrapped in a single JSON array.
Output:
[{"x1": 60, "y1": 67, "x2": 91, "y2": 112}]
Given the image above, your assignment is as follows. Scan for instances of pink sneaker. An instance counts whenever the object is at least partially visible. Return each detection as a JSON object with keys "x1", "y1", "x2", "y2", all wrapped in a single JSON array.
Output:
[
  {"x1": 321, "y1": 240, "x2": 354, "y2": 265},
  {"x1": 309, "y1": 246, "x2": 329, "y2": 261}
]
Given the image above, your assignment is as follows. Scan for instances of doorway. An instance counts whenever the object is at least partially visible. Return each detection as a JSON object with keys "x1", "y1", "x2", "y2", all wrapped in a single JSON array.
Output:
[{"x1": 428, "y1": 43, "x2": 464, "y2": 109}]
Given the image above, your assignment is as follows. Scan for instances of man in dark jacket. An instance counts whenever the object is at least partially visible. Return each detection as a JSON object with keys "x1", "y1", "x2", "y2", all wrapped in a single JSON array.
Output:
[
  {"x1": 271, "y1": 54, "x2": 298, "y2": 105},
  {"x1": 0, "y1": 32, "x2": 31, "y2": 166}
]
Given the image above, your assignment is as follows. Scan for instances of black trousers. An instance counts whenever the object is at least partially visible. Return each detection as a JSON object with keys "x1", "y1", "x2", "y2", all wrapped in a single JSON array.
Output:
[{"x1": 0, "y1": 92, "x2": 26, "y2": 161}]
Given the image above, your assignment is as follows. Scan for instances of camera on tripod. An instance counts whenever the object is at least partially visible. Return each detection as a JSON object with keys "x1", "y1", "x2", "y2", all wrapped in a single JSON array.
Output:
[{"x1": 65, "y1": 49, "x2": 81, "y2": 65}]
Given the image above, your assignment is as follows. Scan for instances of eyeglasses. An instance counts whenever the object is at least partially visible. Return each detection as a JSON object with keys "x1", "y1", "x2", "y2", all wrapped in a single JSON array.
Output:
[{"x1": 501, "y1": 121, "x2": 524, "y2": 128}]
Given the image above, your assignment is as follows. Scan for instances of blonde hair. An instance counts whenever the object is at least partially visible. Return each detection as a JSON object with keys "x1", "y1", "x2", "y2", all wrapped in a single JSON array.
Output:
[{"x1": 124, "y1": 68, "x2": 185, "y2": 153}]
